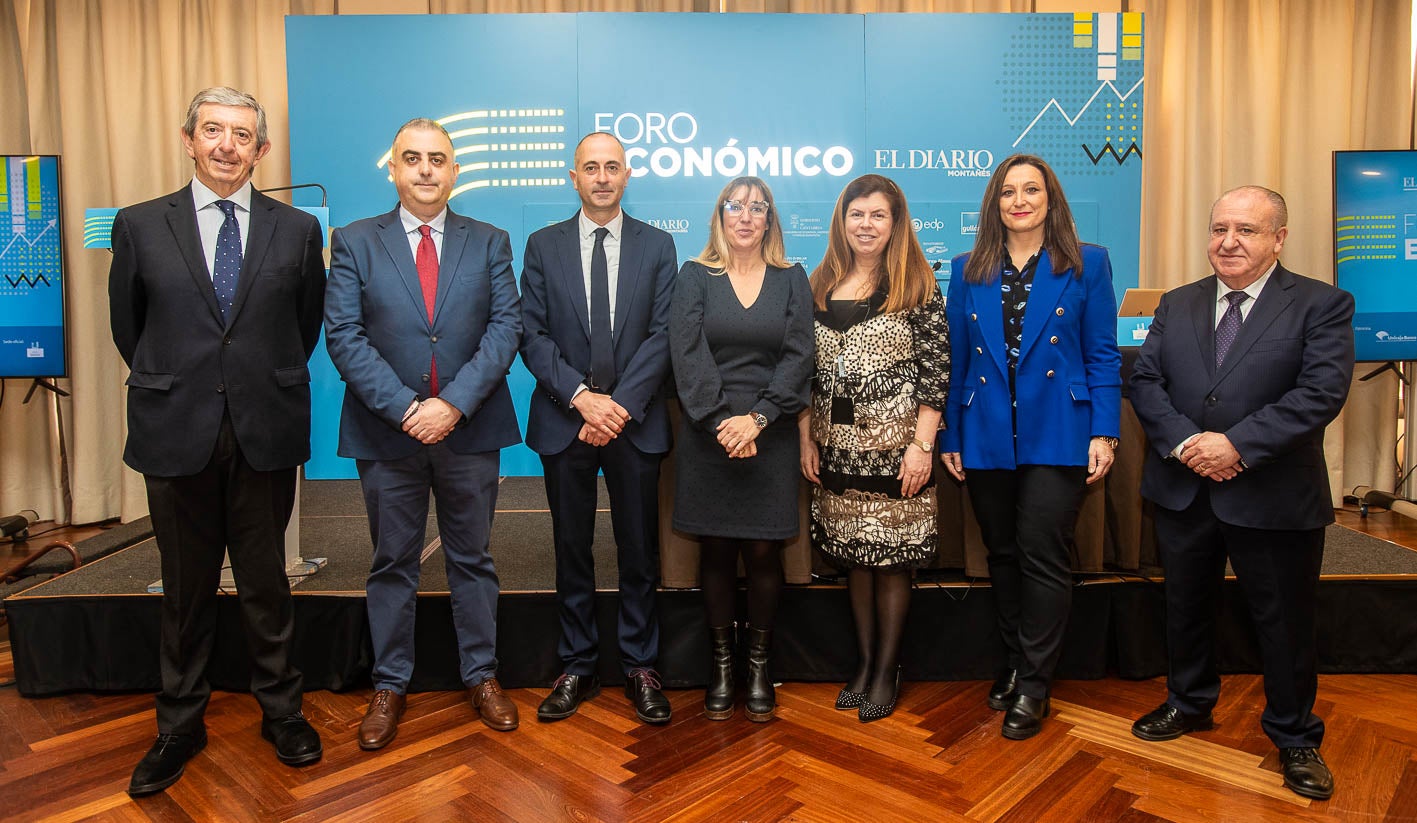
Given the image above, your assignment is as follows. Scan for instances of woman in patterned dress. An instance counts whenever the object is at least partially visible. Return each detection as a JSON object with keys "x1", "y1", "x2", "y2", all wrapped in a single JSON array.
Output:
[
  {"x1": 940, "y1": 154, "x2": 1122, "y2": 740},
  {"x1": 799, "y1": 174, "x2": 949, "y2": 723}
]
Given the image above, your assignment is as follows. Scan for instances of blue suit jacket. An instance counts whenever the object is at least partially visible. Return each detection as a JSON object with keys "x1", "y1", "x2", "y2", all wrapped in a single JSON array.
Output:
[
  {"x1": 941, "y1": 244, "x2": 1122, "y2": 468},
  {"x1": 519, "y1": 212, "x2": 677, "y2": 455},
  {"x1": 1129, "y1": 265, "x2": 1354, "y2": 530},
  {"x1": 324, "y1": 205, "x2": 523, "y2": 460}
]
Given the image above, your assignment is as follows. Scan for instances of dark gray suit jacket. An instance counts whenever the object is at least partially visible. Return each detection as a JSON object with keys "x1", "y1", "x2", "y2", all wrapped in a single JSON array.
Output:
[{"x1": 108, "y1": 184, "x2": 326, "y2": 477}]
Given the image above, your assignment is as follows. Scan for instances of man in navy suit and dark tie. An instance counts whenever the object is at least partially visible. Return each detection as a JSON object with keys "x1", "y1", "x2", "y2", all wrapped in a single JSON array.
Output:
[
  {"x1": 1129, "y1": 186, "x2": 1354, "y2": 800},
  {"x1": 325, "y1": 118, "x2": 523, "y2": 748},
  {"x1": 109, "y1": 87, "x2": 327, "y2": 796},
  {"x1": 520, "y1": 132, "x2": 677, "y2": 724}
]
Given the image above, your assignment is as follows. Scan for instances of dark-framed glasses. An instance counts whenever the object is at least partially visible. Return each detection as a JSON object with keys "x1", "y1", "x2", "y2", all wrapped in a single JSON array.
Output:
[{"x1": 723, "y1": 200, "x2": 770, "y2": 217}]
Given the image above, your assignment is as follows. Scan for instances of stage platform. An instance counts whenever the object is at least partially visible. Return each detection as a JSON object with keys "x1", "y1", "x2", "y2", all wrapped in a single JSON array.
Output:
[{"x1": 7, "y1": 478, "x2": 1417, "y2": 697}]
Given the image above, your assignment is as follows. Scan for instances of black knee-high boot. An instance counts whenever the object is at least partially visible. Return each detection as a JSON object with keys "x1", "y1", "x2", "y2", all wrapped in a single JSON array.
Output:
[
  {"x1": 744, "y1": 626, "x2": 774, "y2": 722},
  {"x1": 705, "y1": 624, "x2": 735, "y2": 720}
]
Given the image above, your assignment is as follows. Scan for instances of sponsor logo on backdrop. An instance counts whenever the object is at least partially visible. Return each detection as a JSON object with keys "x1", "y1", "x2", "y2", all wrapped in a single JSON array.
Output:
[
  {"x1": 873, "y1": 149, "x2": 995, "y2": 177},
  {"x1": 594, "y1": 112, "x2": 855, "y2": 179},
  {"x1": 1377, "y1": 330, "x2": 1417, "y2": 343},
  {"x1": 961, "y1": 212, "x2": 979, "y2": 235}
]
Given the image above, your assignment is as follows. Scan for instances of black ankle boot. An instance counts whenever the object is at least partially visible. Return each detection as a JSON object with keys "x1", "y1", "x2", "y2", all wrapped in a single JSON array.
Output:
[
  {"x1": 705, "y1": 624, "x2": 735, "y2": 720},
  {"x1": 744, "y1": 626, "x2": 774, "y2": 722}
]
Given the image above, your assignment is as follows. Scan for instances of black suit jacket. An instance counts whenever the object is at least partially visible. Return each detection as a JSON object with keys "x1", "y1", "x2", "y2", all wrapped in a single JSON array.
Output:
[
  {"x1": 1129, "y1": 264, "x2": 1354, "y2": 530},
  {"x1": 519, "y1": 212, "x2": 677, "y2": 456},
  {"x1": 109, "y1": 184, "x2": 327, "y2": 477}
]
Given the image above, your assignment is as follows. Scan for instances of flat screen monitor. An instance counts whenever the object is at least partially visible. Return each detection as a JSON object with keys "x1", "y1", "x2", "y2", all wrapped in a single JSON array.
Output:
[
  {"x1": 1334, "y1": 150, "x2": 1417, "y2": 362},
  {"x1": 0, "y1": 155, "x2": 68, "y2": 378}
]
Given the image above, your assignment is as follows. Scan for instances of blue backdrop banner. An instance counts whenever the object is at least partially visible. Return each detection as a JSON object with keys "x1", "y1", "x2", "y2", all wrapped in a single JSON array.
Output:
[{"x1": 286, "y1": 11, "x2": 1145, "y2": 478}]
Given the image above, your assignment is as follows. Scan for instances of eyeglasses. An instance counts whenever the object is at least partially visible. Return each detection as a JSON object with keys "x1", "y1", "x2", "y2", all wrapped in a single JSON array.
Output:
[{"x1": 723, "y1": 200, "x2": 770, "y2": 217}]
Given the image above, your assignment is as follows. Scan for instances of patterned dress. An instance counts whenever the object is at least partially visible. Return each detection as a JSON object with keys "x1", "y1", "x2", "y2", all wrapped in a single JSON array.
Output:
[{"x1": 808, "y1": 284, "x2": 950, "y2": 569}]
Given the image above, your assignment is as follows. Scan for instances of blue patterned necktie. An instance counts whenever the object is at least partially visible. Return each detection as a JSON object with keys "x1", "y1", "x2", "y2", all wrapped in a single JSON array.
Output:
[
  {"x1": 212, "y1": 200, "x2": 242, "y2": 323},
  {"x1": 1215, "y1": 290, "x2": 1249, "y2": 366}
]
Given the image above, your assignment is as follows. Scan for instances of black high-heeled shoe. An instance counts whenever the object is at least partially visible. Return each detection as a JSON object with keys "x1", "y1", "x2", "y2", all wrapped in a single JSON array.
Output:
[
  {"x1": 834, "y1": 687, "x2": 866, "y2": 710},
  {"x1": 858, "y1": 666, "x2": 901, "y2": 723}
]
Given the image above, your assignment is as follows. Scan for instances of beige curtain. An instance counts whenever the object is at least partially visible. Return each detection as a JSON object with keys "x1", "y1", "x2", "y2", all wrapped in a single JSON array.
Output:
[{"x1": 1, "y1": 0, "x2": 1411, "y2": 525}]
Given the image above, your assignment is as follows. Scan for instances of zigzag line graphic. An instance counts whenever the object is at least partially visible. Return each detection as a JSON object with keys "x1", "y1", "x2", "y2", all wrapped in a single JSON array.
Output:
[
  {"x1": 1081, "y1": 142, "x2": 1143, "y2": 165},
  {"x1": 1011, "y1": 77, "x2": 1145, "y2": 148},
  {"x1": 4, "y1": 273, "x2": 51, "y2": 287}
]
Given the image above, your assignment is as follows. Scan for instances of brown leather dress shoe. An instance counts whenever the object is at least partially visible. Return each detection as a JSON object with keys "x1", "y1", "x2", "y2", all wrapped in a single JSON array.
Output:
[
  {"x1": 468, "y1": 678, "x2": 519, "y2": 731},
  {"x1": 359, "y1": 689, "x2": 406, "y2": 750}
]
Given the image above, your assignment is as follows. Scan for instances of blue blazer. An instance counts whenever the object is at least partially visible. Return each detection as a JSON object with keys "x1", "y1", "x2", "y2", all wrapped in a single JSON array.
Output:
[
  {"x1": 519, "y1": 213, "x2": 676, "y2": 456},
  {"x1": 1129, "y1": 265, "x2": 1354, "y2": 530},
  {"x1": 941, "y1": 244, "x2": 1121, "y2": 469},
  {"x1": 324, "y1": 205, "x2": 523, "y2": 461}
]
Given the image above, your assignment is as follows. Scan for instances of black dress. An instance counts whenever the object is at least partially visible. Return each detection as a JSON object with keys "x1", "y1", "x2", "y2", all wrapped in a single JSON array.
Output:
[{"x1": 668, "y1": 260, "x2": 815, "y2": 539}]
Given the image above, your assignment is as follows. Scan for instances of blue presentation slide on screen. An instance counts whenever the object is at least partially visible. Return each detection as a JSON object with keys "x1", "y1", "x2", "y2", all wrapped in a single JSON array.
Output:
[
  {"x1": 0, "y1": 155, "x2": 66, "y2": 378},
  {"x1": 287, "y1": 12, "x2": 1145, "y2": 478},
  {"x1": 1335, "y1": 151, "x2": 1417, "y2": 362}
]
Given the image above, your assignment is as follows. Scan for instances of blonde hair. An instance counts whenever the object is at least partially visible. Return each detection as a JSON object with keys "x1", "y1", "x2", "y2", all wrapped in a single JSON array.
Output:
[{"x1": 693, "y1": 176, "x2": 789, "y2": 272}]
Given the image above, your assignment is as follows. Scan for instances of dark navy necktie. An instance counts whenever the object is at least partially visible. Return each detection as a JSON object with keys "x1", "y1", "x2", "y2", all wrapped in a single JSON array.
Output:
[
  {"x1": 212, "y1": 200, "x2": 242, "y2": 323},
  {"x1": 1215, "y1": 290, "x2": 1249, "y2": 366},
  {"x1": 589, "y1": 227, "x2": 615, "y2": 390}
]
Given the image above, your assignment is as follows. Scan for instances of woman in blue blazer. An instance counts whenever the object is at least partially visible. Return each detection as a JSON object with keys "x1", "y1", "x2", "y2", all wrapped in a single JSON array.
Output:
[{"x1": 940, "y1": 154, "x2": 1122, "y2": 740}]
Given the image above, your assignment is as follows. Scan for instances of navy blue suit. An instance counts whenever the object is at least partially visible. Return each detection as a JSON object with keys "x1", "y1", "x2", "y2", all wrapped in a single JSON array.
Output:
[
  {"x1": 325, "y1": 205, "x2": 522, "y2": 691},
  {"x1": 520, "y1": 212, "x2": 676, "y2": 675},
  {"x1": 1130, "y1": 264, "x2": 1354, "y2": 748}
]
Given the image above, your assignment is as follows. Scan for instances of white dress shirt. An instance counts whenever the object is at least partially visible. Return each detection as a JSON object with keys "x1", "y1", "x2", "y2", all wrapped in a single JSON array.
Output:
[
  {"x1": 191, "y1": 177, "x2": 252, "y2": 278},
  {"x1": 572, "y1": 209, "x2": 624, "y2": 406},
  {"x1": 399, "y1": 205, "x2": 448, "y2": 261}
]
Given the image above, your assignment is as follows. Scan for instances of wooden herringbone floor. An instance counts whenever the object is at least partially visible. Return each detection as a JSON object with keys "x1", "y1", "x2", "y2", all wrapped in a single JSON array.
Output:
[
  {"x1": 2, "y1": 652, "x2": 1416, "y2": 822},
  {"x1": 3, "y1": 509, "x2": 1417, "y2": 821}
]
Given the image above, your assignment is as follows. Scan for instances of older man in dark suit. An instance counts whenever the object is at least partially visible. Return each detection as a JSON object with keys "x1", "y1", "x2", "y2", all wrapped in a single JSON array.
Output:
[
  {"x1": 109, "y1": 87, "x2": 327, "y2": 796},
  {"x1": 1129, "y1": 186, "x2": 1354, "y2": 801},
  {"x1": 325, "y1": 118, "x2": 523, "y2": 748},
  {"x1": 519, "y1": 132, "x2": 677, "y2": 724}
]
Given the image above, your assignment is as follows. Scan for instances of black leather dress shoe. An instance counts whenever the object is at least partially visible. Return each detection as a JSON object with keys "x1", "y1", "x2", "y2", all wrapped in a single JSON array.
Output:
[
  {"x1": 1131, "y1": 703, "x2": 1215, "y2": 742},
  {"x1": 987, "y1": 669, "x2": 1018, "y2": 711},
  {"x1": 1001, "y1": 694, "x2": 1050, "y2": 740},
  {"x1": 128, "y1": 731, "x2": 207, "y2": 797},
  {"x1": 260, "y1": 713, "x2": 323, "y2": 766},
  {"x1": 537, "y1": 674, "x2": 601, "y2": 721},
  {"x1": 625, "y1": 668, "x2": 671, "y2": 725},
  {"x1": 1281, "y1": 747, "x2": 1334, "y2": 800}
]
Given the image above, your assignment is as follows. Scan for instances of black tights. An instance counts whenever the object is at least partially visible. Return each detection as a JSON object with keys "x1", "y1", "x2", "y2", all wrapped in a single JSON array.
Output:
[
  {"x1": 846, "y1": 568, "x2": 911, "y2": 704},
  {"x1": 700, "y1": 537, "x2": 783, "y2": 630}
]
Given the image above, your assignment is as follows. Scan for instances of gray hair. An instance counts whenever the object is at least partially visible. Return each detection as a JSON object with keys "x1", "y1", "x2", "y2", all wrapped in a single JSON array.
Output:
[
  {"x1": 1215, "y1": 185, "x2": 1288, "y2": 232},
  {"x1": 393, "y1": 117, "x2": 453, "y2": 148},
  {"x1": 182, "y1": 87, "x2": 268, "y2": 147}
]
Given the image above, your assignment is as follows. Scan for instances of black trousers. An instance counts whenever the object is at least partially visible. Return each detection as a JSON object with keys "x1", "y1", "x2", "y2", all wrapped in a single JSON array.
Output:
[
  {"x1": 1154, "y1": 487, "x2": 1325, "y2": 748},
  {"x1": 144, "y1": 413, "x2": 302, "y2": 735},
  {"x1": 966, "y1": 465, "x2": 1088, "y2": 700},
  {"x1": 542, "y1": 435, "x2": 663, "y2": 676}
]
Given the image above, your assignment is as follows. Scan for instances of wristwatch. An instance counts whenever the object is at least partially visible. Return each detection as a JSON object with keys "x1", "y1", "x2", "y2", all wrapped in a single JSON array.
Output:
[
  {"x1": 911, "y1": 437, "x2": 933, "y2": 453},
  {"x1": 751, "y1": 412, "x2": 769, "y2": 429},
  {"x1": 1094, "y1": 436, "x2": 1120, "y2": 450}
]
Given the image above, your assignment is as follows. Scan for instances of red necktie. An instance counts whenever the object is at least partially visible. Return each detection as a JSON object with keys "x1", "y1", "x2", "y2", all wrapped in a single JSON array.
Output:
[{"x1": 416, "y1": 225, "x2": 439, "y2": 395}]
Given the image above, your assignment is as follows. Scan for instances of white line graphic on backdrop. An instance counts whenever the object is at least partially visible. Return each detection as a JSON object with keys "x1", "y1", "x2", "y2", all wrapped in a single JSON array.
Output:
[
  {"x1": 1011, "y1": 77, "x2": 1144, "y2": 148},
  {"x1": 375, "y1": 109, "x2": 571, "y2": 200},
  {"x1": 0, "y1": 219, "x2": 56, "y2": 261}
]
